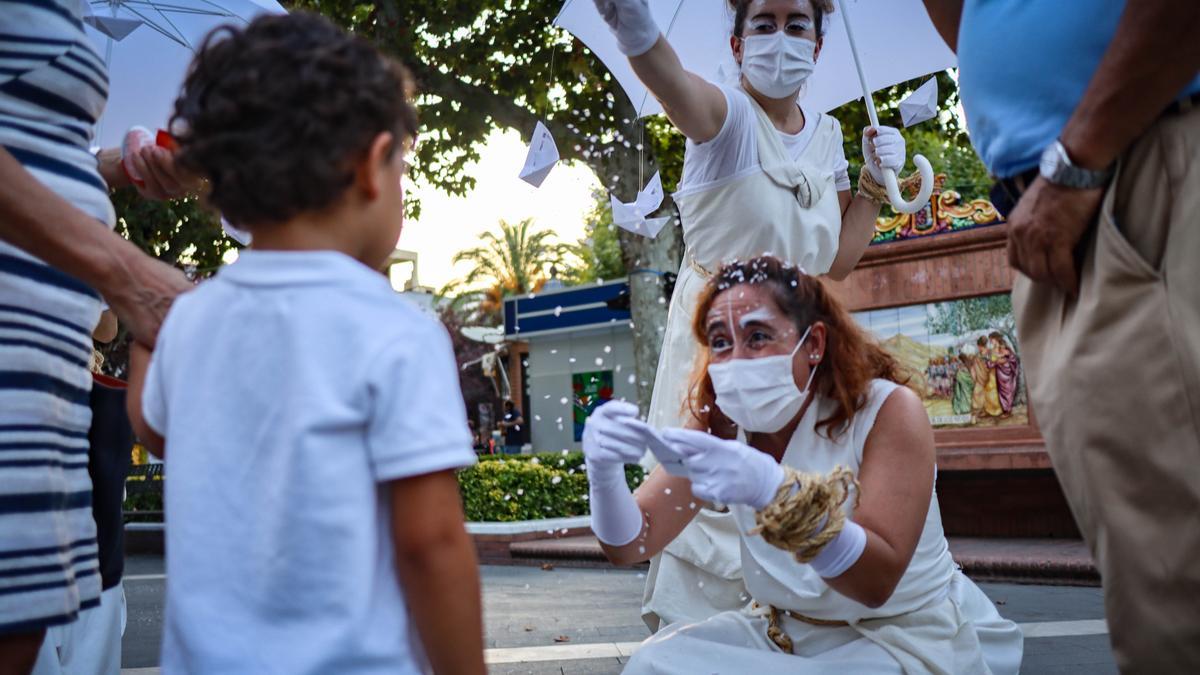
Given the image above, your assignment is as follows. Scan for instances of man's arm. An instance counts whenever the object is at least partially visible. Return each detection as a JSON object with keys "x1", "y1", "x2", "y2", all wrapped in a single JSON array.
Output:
[
  {"x1": 1007, "y1": 2, "x2": 1200, "y2": 295},
  {"x1": 920, "y1": 0, "x2": 963, "y2": 53},
  {"x1": 0, "y1": 148, "x2": 190, "y2": 346},
  {"x1": 390, "y1": 470, "x2": 485, "y2": 675},
  {"x1": 1060, "y1": 3, "x2": 1200, "y2": 171}
]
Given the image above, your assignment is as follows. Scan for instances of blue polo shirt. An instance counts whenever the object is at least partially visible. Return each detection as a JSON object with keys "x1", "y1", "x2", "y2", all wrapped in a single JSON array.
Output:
[{"x1": 957, "y1": 0, "x2": 1200, "y2": 178}]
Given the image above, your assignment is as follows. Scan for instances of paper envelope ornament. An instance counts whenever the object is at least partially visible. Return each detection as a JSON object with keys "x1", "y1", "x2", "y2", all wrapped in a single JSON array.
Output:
[
  {"x1": 519, "y1": 121, "x2": 560, "y2": 187},
  {"x1": 899, "y1": 77, "x2": 939, "y2": 128},
  {"x1": 610, "y1": 172, "x2": 670, "y2": 239}
]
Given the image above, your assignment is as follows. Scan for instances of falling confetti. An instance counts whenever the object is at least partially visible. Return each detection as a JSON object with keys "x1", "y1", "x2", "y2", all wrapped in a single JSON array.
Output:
[
  {"x1": 595, "y1": 357, "x2": 604, "y2": 366},
  {"x1": 551, "y1": 476, "x2": 562, "y2": 485}
]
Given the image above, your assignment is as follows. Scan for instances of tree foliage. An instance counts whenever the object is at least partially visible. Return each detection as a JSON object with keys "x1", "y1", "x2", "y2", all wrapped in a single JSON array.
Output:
[
  {"x1": 442, "y1": 218, "x2": 571, "y2": 324},
  {"x1": 565, "y1": 188, "x2": 628, "y2": 284}
]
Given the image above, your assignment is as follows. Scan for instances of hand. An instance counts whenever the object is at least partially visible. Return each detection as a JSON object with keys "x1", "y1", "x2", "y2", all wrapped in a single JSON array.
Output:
[
  {"x1": 593, "y1": 0, "x2": 660, "y2": 57},
  {"x1": 126, "y1": 146, "x2": 200, "y2": 200},
  {"x1": 582, "y1": 401, "x2": 645, "y2": 473},
  {"x1": 1006, "y1": 176, "x2": 1104, "y2": 297},
  {"x1": 104, "y1": 255, "x2": 192, "y2": 349},
  {"x1": 861, "y1": 126, "x2": 906, "y2": 183},
  {"x1": 662, "y1": 429, "x2": 785, "y2": 509}
]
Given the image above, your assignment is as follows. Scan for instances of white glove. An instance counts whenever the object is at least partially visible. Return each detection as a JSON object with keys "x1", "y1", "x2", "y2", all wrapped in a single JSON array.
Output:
[
  {"x1": 593, "y1": 0, "x2": 661, "y2": 57},
  {"x1": 582, "y1": 401, "x2": 645, "y2": 546},
  {"x1": 662, "y1": 429, "x2": 786, "y2": 509},
  {"x1": 582, "y1": 400, "x2": 644, "y2": 479},
  {"x1": 861, "y1": 126, "x2": 906, "y2": 184}
]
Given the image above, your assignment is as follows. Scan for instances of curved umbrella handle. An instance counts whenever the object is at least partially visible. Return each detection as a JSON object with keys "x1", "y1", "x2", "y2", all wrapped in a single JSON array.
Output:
[{"x1": 883, "y1": 155, "x2": 934, "y2": 215}]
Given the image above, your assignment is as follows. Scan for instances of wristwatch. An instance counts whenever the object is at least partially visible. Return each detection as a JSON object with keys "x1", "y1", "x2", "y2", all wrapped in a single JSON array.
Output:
[{"x1": 1039, "y1": 139, "x2": 1114, "y2": 189}]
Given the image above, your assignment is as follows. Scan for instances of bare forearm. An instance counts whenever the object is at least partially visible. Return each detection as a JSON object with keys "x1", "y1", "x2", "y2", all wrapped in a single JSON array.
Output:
[
  {"x1": 822, "y1": 529, "x2": 910, "y2": 609},
  {"x1": 0, "y1": 148, "x2": 141, "y2": 302},
  {"x1": 920, "y1": 0, "x2": 962, "y2": 53},
  {"x1": 1060, "y1": 1, "x2": 1200, "y2": 170},
  {"x1": 629, "y1": 38, "x2": 725, "y2": 142},
  {"x1": 396, "y1": 530, "x2": 485, "y2": 675},
  {"x1": 828, "y1": 194, "x2": 881, "y2": 280}
]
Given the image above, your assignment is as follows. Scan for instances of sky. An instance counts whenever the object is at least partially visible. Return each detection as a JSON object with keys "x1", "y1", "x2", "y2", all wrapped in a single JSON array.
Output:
[{"x1": 395, "y1": 129, "x2": 601, "y2": 292}]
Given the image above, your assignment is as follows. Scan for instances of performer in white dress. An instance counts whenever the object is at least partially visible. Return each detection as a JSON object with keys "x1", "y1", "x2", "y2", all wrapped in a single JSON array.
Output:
[
  {"x1": 582, "y1": 257, "x2": 1022, "y2": 673},
  {"x1": 591, "y1": 0, "x2": 911, "y2": 627}
]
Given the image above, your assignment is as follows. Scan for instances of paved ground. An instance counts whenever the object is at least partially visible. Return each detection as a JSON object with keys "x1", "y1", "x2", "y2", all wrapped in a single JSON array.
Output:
[{"x1": 120, "y1": 555, "x2": 1115, "y2": 674}]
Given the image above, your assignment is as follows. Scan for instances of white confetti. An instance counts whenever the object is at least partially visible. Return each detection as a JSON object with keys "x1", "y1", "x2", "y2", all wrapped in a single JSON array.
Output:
[
  {"x1": 595, "y1": 357, "x2": 604, "y2": 366},
  {"x1": 604, "y1": 345, "x2": 612, "y2": 353},
  {"x1": 560, "y1": 397, "x2": 569, "y2": 405},
  {"x1": 551, "y1": 476, "x2": 562, "y2": 485}
]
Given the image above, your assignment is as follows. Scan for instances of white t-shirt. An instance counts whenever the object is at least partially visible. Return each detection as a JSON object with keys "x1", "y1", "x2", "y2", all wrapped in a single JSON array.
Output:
[
  {"x1": 143, "y1": 250, "x2": 475, "y2": 675},
  {"x1": 678, "y1": 84, "x2": 852, "y2": 196}
]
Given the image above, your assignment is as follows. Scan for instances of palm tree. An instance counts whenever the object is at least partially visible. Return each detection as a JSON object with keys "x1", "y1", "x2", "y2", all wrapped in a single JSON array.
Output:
[{"x1": 442, "y1": 218, "x2": 572, "y2": 325}]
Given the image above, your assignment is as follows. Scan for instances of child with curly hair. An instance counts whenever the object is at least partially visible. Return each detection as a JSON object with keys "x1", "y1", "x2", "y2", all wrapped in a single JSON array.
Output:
[{"x1": 124, "y1": 13, "x2": 484, "y2": 674}]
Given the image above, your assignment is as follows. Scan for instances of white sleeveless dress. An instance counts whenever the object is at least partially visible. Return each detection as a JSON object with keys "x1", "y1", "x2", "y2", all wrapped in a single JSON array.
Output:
[
  {"x1": 641, "y1": 84, "x2": 846, "y2": 630},
  {"x1": 628, "y1": 381, "x2": 1024, "y2": 674}
]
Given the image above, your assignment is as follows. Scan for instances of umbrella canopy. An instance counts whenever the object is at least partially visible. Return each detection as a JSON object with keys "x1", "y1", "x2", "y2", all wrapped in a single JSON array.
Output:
[
  {"x1": 554, "y1": 0, "x2": 954, "y2": 118},
  {"x1": 84, "y1": 0, "x2": 286, "y2": 150}
]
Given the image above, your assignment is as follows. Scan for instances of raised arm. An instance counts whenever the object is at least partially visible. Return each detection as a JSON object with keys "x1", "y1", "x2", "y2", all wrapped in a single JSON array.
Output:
[{"x1": 593, "y1": 0, "x2": 727, "y2": 142}]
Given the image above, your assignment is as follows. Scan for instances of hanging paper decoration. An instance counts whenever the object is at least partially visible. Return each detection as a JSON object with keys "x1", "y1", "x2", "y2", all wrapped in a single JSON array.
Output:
[
  {"x1": 518, "y1": 121, "x2": 560, "y2": 187},
  {"x1": 610, "y1": 172, "x2": 670, "y2": 239},
  {"x1": 899, "y1": 77, "x2": 939, "y2": 128}
]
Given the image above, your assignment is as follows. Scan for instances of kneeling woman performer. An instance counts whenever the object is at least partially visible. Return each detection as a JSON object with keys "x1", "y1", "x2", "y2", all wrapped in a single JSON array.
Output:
[{"x1": 583, "y1": 257, "x2": 1023, "y2": 673}]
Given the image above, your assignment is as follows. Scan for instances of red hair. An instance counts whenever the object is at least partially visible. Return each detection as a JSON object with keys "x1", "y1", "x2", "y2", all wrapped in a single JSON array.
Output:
[{"x1": 686, "y1": 256, "x2": 905, "y2": 439}]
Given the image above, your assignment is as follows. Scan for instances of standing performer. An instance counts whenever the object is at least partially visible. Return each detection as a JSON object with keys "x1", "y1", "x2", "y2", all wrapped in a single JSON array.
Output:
[
  {"x1": 592, "y1": 0, "x2": 912, "y2": 628},
  {"x1": 583, "y1": 258, "x2": 1022, "y2": 673}
]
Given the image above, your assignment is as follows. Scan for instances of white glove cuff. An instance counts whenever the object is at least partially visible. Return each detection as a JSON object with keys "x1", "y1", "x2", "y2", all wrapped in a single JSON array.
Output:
[
  {"x1": 809, "y1": 520, "x2": 867, "y2": 578},
  {"x1": 619, "y1": 30, "x2": 660, "y2": 57},
  {"x1": 750, "y1": 461, "x2": 788, "y2": 510},
  {"x1": 588, "y1": 463, "x2": 643, "y2": 546}
]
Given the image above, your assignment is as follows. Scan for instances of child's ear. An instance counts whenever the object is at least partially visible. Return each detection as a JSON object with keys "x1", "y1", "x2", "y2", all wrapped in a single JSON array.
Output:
[{"x1": 358, "y1": 131, "x2": 397, "y2": 201}]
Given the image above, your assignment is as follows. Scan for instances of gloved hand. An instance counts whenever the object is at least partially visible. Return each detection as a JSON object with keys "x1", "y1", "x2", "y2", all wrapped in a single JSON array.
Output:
[
  {"x1": 662, "y1": 429, "x2": 786, "y2": 509},
  {"x1": 861, "y1": 126, "x2": 907, "y2": 184},
  {"x1": 592, "y1": 0, "x2": 661, "y2": 57},
  {"x1": 582, "y1": 401, "x2": 646, "y2": 546},
  {"x1": 582, "y1": 400, "x2": 644, "y2": 482}
]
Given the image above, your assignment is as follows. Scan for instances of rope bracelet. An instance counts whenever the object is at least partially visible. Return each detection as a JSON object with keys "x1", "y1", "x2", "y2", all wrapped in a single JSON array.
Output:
[
  {"x1": 749, "y1": 465, "x2": 860, "y2": 565},
  {"x1": 856, "y1": 168, "x2": 924, "y2": 204}
]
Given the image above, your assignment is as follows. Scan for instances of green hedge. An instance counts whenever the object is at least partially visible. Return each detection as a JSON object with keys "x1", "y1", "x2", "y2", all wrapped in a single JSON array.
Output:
[
  {"x1": 120, "y1": 451, "x2": 645, "y2": 524},
  {"x1": 461, "y1": 451, "x2": 644, "y2": 522}
]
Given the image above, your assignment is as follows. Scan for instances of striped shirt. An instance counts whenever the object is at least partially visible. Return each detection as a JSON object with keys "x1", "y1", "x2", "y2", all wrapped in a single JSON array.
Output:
[{"x1": 0, "y1": 0, "x2": 109, "y2": 632}]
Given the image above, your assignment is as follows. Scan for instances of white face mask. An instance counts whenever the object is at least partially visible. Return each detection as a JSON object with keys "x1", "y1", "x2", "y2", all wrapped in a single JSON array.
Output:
[
  {"x1": 739, "y1": 33, "x2": 816, "y2": 99},
  {"x1": 708, "y1": 325, "x2": 820, "y2": 433}
]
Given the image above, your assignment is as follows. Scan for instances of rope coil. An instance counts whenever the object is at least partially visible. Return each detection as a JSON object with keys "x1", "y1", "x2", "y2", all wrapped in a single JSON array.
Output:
[{"x1": 750, "y1": 465, "x2": 859, "y2": 564}]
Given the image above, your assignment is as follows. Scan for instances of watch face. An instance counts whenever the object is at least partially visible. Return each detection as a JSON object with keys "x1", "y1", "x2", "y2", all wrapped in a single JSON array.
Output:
[{"x1": 1040, "y1": 144, "x2": 1065, "y2": 183}]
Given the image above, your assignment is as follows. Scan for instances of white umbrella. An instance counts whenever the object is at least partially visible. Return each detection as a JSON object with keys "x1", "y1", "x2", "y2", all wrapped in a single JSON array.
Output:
[
  {"x1": 553, "y1": 0, "x2": 952, "y2": 213},
  {"x1": 83, "y1": 0, "x2": 286, "y2": 150}
]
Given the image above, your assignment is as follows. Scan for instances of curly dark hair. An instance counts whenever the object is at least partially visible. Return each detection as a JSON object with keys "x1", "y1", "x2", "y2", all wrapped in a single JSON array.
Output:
[
  {"x1": 729, "y1": 0, "x2": 834, "y2": 38},
  {"x1": 171, "y1": 12, "x2": 418, "y2": 228},
  {"x1": 687, "y1": 256, "x2": 905, "y2": 440}
]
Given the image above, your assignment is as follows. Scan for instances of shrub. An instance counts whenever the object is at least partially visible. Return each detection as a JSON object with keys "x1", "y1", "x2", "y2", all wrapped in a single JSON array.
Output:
[{"x1": 459, "y1": 452, "x2": 644, "y2": 522}]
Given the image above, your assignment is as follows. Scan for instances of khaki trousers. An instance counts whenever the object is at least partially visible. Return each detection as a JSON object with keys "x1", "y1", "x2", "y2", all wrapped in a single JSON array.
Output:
[{"x1": 1013, "y1": 106, "x2": 1200, "y2": 673}]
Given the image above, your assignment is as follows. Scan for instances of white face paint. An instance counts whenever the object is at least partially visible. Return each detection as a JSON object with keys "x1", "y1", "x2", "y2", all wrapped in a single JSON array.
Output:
[{"x1": 737, "y1": 307, "x2": 777, "y2": 329}]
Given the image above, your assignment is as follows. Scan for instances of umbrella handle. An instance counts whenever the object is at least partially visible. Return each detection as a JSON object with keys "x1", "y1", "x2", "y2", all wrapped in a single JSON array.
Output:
[
  {"x1": 882, "y1": 157, "x2": 935, "y2": 215},
  {"x1": 834, "y1": 0, "x2": 936, "y2": 215}
]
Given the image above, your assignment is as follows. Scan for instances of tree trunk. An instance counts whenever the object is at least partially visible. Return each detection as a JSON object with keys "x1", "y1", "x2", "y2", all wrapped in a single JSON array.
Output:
[{"x1": 606, "y1": 152, "x2": 683, "y2": 414}]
